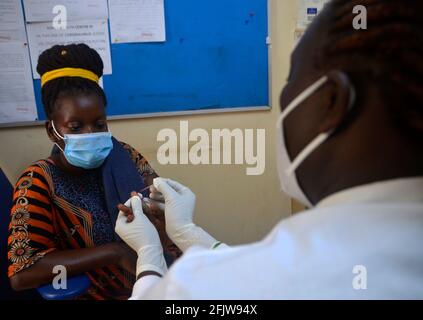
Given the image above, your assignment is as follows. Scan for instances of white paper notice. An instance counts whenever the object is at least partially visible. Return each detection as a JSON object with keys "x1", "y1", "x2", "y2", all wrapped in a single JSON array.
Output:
[
  {"x1": 0, "y1": 42, "x2": 37, "y2": 124},
  {"x1": 23, "y1": 0, "x2": 109, "y2": 23},
  {"x1": 109, "y1": 0, "x2": 166, "y2": 44},
  {"x1": 26, "y1": 20, "x2": 112, "y2": 79},
  {"x1": 297, "y1": 0, "x2": 330, "y2": 29},
  {"x1": 0, "y1": 0, "x2": 27, "y2": 42}
]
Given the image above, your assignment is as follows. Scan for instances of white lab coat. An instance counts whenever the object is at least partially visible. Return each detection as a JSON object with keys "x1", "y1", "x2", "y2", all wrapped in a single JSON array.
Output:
[{"x1": 130, "y1": 177, "x2": 423, "y2": 299}]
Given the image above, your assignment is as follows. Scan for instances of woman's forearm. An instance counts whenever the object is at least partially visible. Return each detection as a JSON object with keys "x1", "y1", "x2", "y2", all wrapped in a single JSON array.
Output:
[{"x1": 10, "y1": 243, "x2": 121, "y2": 291}]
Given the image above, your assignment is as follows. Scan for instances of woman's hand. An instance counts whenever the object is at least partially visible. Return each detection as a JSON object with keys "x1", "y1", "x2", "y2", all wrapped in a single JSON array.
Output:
[
  {"x1": 144, "y1": 200, "x2": 174, "y2": 248},
  {"x1": 152, "y1": 178, "x2": 196, "y2": 236},
  {"x1": 117, "y1": 201, "x2": 135, "y2": 223},
  {"x1": 118, "y1": 193, "x2": 173, "y2": 248},
  {"x1": 152, "y1": 178, "x2": 220, "y2": 252},
  {"x1": 115, "y1": 194, "x2": 168, "y2": 277}
]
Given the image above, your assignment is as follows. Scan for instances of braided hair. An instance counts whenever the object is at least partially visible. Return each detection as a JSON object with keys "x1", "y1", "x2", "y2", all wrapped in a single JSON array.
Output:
[
  {"x1": 37, "y1": 44, "x2": 107, "y2": 119},
  {"x1": 315, "y1": 0, "x2": 423, "y2": 139}
]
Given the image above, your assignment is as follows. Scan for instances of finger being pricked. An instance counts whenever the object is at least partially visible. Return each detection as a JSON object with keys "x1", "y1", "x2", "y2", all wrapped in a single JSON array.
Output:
[
  {"x1": 149, "y1": 185, "x2": 165, "y2": 202},
  {"x1": 130, "y1": 191, "x2": 146, "y2": 217},
  {"x1": 144, "y1": 198, "x2": 165, "y2": 212},
  {"x1": 143, "y1": 198, "x2": 165, "y2": 219},
  {"x1": 117, "y1": 203, "x2": 134, "y2": 223}
]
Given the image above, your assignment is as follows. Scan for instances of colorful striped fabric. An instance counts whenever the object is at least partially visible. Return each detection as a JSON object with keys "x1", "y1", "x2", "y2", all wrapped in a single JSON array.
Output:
[{"x1": 7, "y1": 142, "x2": 180, "y2": 300}]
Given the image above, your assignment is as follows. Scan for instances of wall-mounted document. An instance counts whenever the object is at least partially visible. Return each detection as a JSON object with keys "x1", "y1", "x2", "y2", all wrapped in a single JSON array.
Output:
[
  {"x1": 297, "y1": 0, "x2": 330, "y2": 30},
  {"x1": 26, "y1": 20, "x2": 112, "y2": 79},
  {"x1": 23, "y1": 0, "x2": 109, "y2": 23},
  {"x1": 109, "y1": 0, "x2": 166, "y2": 44},
  {"x1": 0, "y1": 42, "x2": 37, "y2": 124},
  {"x1": 0, "y1": 0, "x2": 27, "y2": 42}
]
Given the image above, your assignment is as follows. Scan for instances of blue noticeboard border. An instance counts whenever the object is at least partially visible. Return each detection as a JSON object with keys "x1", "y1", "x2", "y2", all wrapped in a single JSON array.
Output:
[{"x1": 9, "y1": 0, "x2": 270, "y2": 126}]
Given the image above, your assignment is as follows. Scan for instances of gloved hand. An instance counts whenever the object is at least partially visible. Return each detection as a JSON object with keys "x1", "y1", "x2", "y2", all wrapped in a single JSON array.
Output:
[
  {"x1": 153, "y1": 178, "x2": 221, "y2": 252},
  {"x1": 115, "y1": 194, "x2": 167, "y2": 277}
]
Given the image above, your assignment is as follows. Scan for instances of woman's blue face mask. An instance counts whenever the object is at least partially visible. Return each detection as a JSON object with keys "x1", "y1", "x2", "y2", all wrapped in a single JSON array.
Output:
[{"x1": 51, "y1": 121, "x2": 113, "y2": 169}]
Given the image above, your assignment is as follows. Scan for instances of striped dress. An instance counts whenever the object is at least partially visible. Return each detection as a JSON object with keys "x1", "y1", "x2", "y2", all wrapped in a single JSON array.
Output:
[{"x1": 7, "y1": 142, "x2": 180, "y2": 300}]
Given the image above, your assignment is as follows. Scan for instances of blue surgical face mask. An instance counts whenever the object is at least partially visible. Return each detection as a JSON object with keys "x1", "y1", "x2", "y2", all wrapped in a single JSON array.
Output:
[{"x1": 51, "y1": 121, "x2": 113, "y2": 169}]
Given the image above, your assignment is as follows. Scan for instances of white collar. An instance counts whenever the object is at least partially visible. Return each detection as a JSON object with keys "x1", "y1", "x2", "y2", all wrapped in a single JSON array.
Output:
[{"x1": 316, "y1": 176, "x2": 423, "y2": 208}]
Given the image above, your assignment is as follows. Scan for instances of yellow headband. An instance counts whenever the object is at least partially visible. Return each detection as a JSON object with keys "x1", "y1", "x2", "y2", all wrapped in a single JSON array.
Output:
[{"x1": 41, "y1": 68, "x2": 99, "y2": 87}]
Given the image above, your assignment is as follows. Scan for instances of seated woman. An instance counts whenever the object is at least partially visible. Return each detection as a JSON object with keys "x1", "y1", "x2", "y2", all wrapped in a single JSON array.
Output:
[{"x1": 7, "y1": 44, "x2": 180, "y2": 300}]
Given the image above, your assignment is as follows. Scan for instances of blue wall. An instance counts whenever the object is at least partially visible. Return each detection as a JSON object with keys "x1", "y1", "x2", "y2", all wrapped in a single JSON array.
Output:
[{"x1": 31, "y1": 0, "x2": 269, "y2": 120}]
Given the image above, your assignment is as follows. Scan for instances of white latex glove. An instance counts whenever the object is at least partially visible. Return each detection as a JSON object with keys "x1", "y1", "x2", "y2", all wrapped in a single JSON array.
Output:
[
  {"x1": 115, "y1": 195, "x2": 167, "y2": 277},
  {"x1": 146, "y1": 187, "x2": 165, "y2": 211},
  {"x1": 153, "y1": 177, "x2": 221, "y2": 252}
]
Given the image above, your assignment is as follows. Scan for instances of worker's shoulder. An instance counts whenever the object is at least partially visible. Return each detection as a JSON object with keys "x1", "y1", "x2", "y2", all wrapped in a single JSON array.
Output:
[
  {"x1": 300, "y1": 200, "x2": 423, "y2": 234},
  {"x1": 155, "y1": 204, "x2": 423, "y2": 299}
]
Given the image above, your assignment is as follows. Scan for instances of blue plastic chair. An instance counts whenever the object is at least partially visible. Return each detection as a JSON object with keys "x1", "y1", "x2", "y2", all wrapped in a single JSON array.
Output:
[{"x1": 37, "y1": 274, "x2": 91, "y2": 300}]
